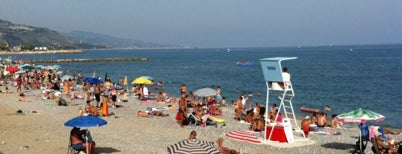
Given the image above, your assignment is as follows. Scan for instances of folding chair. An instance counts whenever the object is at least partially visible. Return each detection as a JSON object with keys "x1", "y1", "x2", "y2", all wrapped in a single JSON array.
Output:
[{"x1": 354, "y1": 123, "x2": 370, "y2": 154}]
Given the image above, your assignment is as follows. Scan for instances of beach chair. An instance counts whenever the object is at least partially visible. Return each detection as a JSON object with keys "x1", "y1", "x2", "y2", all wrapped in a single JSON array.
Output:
[{"x1": 354, "y1": 123, "x2": 369, "y2": 154}]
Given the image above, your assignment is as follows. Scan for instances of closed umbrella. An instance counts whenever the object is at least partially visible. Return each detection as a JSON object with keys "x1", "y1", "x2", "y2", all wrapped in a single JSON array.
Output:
[
  {"x1": 167, "y1": 139, "x2": 220, "y2": 154},
  {"x1": 193, "y1": 88, "x2": 217, "y2": 97}
]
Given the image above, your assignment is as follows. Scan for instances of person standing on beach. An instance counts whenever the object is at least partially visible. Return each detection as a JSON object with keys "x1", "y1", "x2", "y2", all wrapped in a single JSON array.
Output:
[
  {"x1": 301, "y1": 116, "x2": 311, "y2": 138},
  {"x1": 178, "y1": 93, "x2": 188, "y2": 127},
  {"x1": 180, "y1": 84, "x2": 187, "y2": 95},
  {"x1": 93, "y1": 84, "x2": 101, "y2": 107}
]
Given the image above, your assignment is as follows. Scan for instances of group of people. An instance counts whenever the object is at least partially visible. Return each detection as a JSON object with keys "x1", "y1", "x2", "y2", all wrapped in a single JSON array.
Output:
[{"x1": 175, "y1": 84, "x2": 227, "y2": 128}]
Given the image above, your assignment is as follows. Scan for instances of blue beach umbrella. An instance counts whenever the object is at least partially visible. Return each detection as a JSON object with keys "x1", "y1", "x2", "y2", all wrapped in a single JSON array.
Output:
[
  {"x1": 64, "y1": 116, "x2": 107, "y2": 154},
  {"x1": 35, "y1": 64, "x2": 45, "y2": 69},
  {"x1": 64, "y1": 116, "x2": 107, "y2": 128},
  {"x1": 83, "y1": 77, "x2": 102, "y2": 84}
]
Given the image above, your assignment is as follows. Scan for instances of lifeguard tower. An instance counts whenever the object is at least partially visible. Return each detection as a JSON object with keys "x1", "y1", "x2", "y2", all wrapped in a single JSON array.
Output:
[{"x1": 260, "y1": 57, "x2": 304, "y2": 143}]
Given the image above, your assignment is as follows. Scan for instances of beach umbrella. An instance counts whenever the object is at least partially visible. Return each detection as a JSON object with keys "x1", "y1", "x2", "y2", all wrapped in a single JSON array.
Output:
[
  {"x1": 123, "y1": 76, "x2": 128, "y2": 86},
  {"x1": 19, "y1": 65, "x2": 35, "y2": 70},
  {"x1": 193, "y1": 87, "x2": 217, "y2": 97},
  {"x1": 6, "y1": 66, "x2": 19, "y2": 73},
  {"x1": 131, "y1": 77, "x2": 153, "y2": 85},
  {"x1": 226, "y1": 130, "x2": 261, "y2": 144},
  {"x1": 52, "y1": 64, "x2": 61, "y2": 70},
  {"x1": 336, "y1": 108, "x2": 385, "y2": 124},
  {"x1": 337, "y1": 108, "x2": 384, "y2": 153},
  {"x1": 64, "y1": 115, "x2": 108, "y2": 128},
  {"x1": 64, "y1": 115, "x2": 107, "y2": 154},
  {"x1": 83, "y1": 77, "x2": 102, "y2": 84},
  {"x1": 167, "y1": 139, "x2": 220, "y2": 154},
  {"x1": 35, "y1": 64, "x2": 45, "y2": 69},
  {"x1": 141, "y1": 76, "x2": 154, "y2": 80},
  {"x1": 61, "y1": 75, "x2": 74, "y2": 81},
  {"x1": 15, "y1": 70, "x2": 27, "y2": 74}
]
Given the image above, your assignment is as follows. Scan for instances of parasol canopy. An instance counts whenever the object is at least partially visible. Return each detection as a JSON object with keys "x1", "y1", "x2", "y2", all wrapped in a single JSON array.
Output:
[
  {"x1": 167, "y1": 139, "x2": 220, "y2": 154},
  {"x1": 6, "y1": 66, "x2": 19, "y2": 73},
  {"x1": 64, "y1": 116, "x2": 107, "y2": 128},
  {"x1": 336, "y1": 108, "x2": 385, "y2": 123},
  {"x1": 193, "y1": 87, "x2": 217, "y2": 97},
  {"x1": 83, "y1": 77, "x2": 102, "y2": 84},
  {"x1": 131, "y1": 77, "x2": 153, "y2": 85}
]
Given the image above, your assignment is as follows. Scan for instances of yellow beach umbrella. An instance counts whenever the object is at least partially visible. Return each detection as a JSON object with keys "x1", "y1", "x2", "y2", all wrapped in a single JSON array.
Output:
[{"x1": 131, "y1": 77, "x2": 152, "y2": 85}]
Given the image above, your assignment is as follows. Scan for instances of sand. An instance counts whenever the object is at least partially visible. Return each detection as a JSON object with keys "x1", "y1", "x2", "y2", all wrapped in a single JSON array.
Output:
[{"x1": 0, "y1": 85, "x2": 401, "y2": 154}]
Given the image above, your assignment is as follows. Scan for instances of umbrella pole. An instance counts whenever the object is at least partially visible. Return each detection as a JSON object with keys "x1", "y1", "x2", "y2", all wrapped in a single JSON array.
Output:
[{"x1": 86, "y1": 129, "x2": 89, "y2": 154}]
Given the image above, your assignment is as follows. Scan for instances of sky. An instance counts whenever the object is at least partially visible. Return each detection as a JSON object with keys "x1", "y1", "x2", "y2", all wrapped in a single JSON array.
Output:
[{"x1": 1, "y1": 0, "x2": 401, "y2": 48}]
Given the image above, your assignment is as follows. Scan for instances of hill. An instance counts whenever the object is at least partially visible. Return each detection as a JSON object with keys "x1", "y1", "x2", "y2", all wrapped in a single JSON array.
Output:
[
  {"x1": 0, "y1": 19, "x2": 101, "y2": 50},
  {"x1": 62, "y1": 31, "x2": 183, "y2": 49}
]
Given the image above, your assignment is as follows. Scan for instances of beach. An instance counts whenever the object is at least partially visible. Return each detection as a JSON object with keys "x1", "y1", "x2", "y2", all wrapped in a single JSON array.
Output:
[
  {"x1": 1, "y1": 84, "x2": 401, "y2": 154},
  {"x1": 0, "y1": 50, "x2": 82, "y2": 55}
]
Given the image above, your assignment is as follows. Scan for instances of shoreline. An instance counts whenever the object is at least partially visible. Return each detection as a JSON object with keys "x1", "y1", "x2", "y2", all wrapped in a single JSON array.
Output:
[{"x1": 0, "y1": 49, "x2": 82, "y2": 55}]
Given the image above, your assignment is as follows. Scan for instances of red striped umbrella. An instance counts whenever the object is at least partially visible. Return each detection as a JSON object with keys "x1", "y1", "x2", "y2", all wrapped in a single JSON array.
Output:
[
  {"x1": 226, "y1": 130, "x2": 261, "y2": 144},
  {"x1": 167, "y1": 139, "x2": 220, "y2": 154}
]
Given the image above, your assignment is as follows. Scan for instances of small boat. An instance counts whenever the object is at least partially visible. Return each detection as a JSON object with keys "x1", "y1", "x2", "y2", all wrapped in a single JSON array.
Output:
[
  {"x1": 236, "y1": 61, "x2": 253, "y2": 66},
  {"x1": 300, "y1": 106, "x2": 321, "y2": 114}
]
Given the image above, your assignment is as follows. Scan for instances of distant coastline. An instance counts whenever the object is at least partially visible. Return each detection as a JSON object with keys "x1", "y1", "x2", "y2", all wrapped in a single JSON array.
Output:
[{"x1": 0, "y1": 49, "x2": 82, "y2": 55}]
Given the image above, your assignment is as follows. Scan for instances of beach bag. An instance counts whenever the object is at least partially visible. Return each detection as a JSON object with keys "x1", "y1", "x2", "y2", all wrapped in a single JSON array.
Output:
[{"x1": 175, "y1": 111, "x2": 182, "y2": 121}]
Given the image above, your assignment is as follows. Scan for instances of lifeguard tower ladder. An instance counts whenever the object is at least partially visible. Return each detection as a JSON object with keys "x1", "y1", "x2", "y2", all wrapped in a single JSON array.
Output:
[{"x1": 260, "y1": 57, "x2": 304, "y2": 143}]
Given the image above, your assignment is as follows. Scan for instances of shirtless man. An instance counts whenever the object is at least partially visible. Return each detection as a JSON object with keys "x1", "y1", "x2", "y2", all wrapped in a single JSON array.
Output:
[
  {"x1": 317, "y1": 112, "x2": 327, "y2": 127},
  {"x1": 70, "y1": 127, "x2": 95, "y2": 154},
  {"x1": 178, "y1": 93, "x2": 188, "y2": 127},
  {"x1": 180, "y1": 84, "x2": 187, "y2": 95}
]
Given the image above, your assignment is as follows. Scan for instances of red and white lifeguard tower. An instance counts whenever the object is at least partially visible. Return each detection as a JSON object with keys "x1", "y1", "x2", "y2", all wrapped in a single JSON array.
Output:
[{"x1": 260, "y1": 57, "x2": 305, "y2": 143}]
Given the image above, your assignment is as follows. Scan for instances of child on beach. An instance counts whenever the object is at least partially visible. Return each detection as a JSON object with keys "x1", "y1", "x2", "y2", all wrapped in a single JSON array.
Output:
[{"x1": 70, "y1": 89, "x2": 75, "y2": 106}]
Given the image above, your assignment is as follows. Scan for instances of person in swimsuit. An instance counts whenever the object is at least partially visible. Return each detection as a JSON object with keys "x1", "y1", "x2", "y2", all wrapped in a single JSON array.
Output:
[{"x1": 70, "y1": 127, "x2": 95, "y2": 154}]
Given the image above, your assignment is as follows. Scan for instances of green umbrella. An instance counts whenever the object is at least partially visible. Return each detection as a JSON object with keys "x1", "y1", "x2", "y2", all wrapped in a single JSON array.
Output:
[
  {"x1": 19, "y1": 65, "x2": 35, "y2": 70},
  {"x1": 337, "y1": 108, "x2": 385, "y2": 153},
  {"x1": 337, "y1": 108, "x2": 385, "y2": 123}
]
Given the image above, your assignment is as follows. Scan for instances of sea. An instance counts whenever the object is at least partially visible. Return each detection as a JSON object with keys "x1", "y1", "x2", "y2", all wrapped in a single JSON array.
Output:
[{"x1": 7, "y1": 44, "x2": 402, "y2": 128}]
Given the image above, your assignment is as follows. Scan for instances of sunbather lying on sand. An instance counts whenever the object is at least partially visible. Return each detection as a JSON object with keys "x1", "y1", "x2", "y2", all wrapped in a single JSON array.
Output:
[
  {"x1": 216, "y1": 138, "x2": 240, "y2": 154},
  {"x1": 136, "y1": 111, "x2": 169, "y2": 118},
  {"x1": 136, "y1": 111, "x2": 153, "y2": 118},
  {"x1": 18, "y1": 92, "x2": 31, "y2": 102}
]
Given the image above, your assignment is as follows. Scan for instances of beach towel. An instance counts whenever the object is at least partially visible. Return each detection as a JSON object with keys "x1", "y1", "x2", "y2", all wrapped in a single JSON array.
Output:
[
  {"x1": 226, "y1": 130, "x2": 261, "y2": 144},
  {"x1": 210, "y1": 116, "x2": 225, "y2": 123},
  {"x1": 142, "y1": 100, "x2": 154, "y2": 106}
]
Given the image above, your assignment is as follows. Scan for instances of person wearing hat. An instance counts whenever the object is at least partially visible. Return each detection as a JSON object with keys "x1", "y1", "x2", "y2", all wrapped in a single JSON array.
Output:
[{"x1": 301, "y1": 116, "x2": 311, "y2": 138}]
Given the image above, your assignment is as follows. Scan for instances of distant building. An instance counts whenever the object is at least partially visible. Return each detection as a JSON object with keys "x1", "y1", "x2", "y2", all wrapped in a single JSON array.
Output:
[{"x1": 34, "y1": 46, "x2": 48, "y2": 51}]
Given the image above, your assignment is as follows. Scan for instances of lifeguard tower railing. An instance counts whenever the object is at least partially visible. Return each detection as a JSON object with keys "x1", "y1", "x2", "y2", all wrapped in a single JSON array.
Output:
[{"x1": 260, "y1": 57, "x2": 302, "y2": 143}]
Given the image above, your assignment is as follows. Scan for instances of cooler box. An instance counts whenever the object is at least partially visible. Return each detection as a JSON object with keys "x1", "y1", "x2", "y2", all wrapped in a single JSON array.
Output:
[{"x1": 265, "y1": 125, "x2": 287, "y2": 142}]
